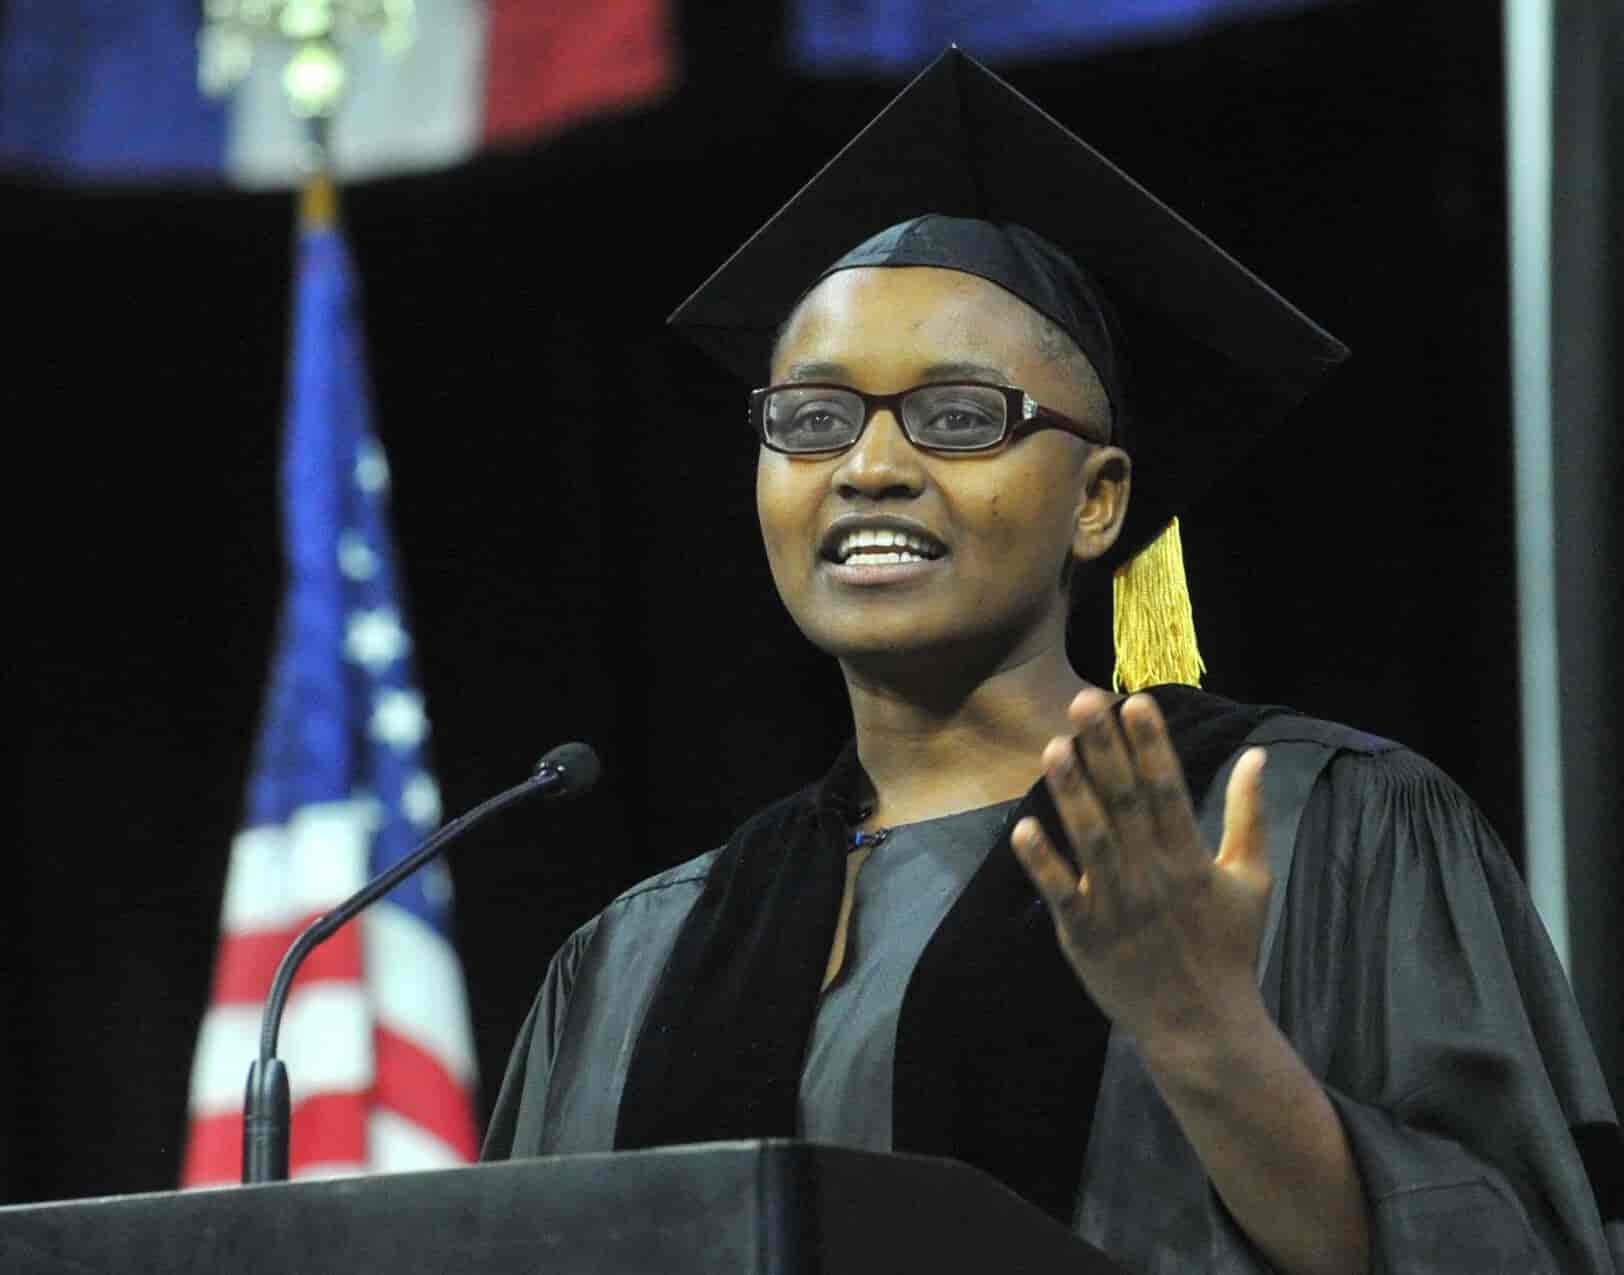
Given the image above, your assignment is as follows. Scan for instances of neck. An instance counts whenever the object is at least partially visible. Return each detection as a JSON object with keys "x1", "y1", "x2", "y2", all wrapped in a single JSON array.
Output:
[{"x1": 839, "y1": 634, "x2": 1106, "y2": 828}]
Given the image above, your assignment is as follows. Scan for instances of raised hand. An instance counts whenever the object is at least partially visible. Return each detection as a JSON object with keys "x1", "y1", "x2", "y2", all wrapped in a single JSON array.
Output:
[{"x1": 1010, "y1": 688, "x2": 1272, "y2": 1055}]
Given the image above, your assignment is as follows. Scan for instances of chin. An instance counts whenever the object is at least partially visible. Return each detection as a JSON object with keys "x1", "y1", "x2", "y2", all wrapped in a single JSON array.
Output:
[
  {"x1": 793, "y1": 600, "x2": 961, "y2": 657},
  {"x1": 800, "y1": 609, "x2": 1037, "y2": 680}
]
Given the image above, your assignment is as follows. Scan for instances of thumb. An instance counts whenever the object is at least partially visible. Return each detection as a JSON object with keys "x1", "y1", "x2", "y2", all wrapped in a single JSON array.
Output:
[{"x1": 1214, "y1": 747, "x2": 1268, "y2": 876}]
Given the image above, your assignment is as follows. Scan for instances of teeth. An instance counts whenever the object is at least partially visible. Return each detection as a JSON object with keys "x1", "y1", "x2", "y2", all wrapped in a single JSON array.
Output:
[
  {"x1": 835, "y1": 528, "x2": 940, "y2": 562},
  {"x1": 845, "y1": 551, "x2": 928, "y2": 565}
]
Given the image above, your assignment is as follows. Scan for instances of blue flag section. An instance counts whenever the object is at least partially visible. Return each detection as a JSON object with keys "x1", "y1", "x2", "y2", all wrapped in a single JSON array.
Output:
[
  {"x1": 251, "y1": 214, "x2": 453, "y2": 937},
  {"x1": 789, "y1": 0, "x2": 1321, "y2": 73},
  {"x1": 0, "y1": 0, "x2": 228, "y2": 182}
]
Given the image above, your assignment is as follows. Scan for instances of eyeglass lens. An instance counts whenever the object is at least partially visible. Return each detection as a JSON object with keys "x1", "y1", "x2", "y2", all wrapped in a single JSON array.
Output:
[{"x1": 764, "y1": 384, "x2": 1008, "y2": 452}]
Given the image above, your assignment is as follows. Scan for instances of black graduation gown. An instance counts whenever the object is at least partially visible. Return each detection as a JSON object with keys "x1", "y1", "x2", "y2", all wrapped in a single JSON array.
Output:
[{"x1": 483, "y1": 701, "x2": 1622, "y2": 1274}]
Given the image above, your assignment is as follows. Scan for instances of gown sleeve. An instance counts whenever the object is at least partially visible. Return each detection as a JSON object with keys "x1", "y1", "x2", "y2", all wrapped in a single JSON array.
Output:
[
  {"x1": 479, "y1": 917, "x2": 599, "y2": 1162},
  {"x1": 1276, "y1": 748, "x2": 1621, "y2": 1274}
]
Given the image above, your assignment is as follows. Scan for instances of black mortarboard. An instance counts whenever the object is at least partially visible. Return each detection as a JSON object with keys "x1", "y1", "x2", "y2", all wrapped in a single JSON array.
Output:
[{"x1": 669, "y1": 46, "x2": 1349, "y2": 688}]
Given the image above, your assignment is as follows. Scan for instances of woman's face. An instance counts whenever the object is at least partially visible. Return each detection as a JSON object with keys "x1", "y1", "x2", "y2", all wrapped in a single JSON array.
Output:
[{"x1": 757, "y1": 266, "x2": 1128, "y2": 672}]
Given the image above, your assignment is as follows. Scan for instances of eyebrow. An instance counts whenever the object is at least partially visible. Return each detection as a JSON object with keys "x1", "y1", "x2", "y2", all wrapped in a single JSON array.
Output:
[{"x1": 781, "y1": 359, "x2": 1012, "y2": 384}]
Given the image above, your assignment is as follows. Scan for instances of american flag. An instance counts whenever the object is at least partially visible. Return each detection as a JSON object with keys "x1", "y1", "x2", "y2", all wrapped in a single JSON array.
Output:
[{"x1": 183, "y1": 180, "x2": 479, "y2": 1183}]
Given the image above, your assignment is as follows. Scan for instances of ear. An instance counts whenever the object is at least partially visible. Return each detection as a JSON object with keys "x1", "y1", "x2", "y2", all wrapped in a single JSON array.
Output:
[{"x1": 1071, "y1": 446, "x2": 1131, "y2": 563}]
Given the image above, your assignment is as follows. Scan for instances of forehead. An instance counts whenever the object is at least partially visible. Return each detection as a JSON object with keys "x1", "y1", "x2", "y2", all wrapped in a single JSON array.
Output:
[{"x1": 772, "y1": 266, "x2": 1049, "y2": 381}]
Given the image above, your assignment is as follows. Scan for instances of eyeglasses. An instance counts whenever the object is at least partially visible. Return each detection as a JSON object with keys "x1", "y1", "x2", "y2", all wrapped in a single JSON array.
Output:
[{"x1": 748, "y1": 381, "x2": 1109, "y2": 455}]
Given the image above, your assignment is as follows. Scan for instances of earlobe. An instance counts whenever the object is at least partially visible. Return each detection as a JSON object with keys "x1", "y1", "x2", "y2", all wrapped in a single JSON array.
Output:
[{"x1": 1072, "y1": 447, "x2": 1131, "y2": 562}]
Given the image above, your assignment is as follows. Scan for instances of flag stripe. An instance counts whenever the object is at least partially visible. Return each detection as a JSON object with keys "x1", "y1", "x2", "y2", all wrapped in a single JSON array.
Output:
[
  {"x1": 365, "y1": 902, "x2": 479, "y2": 1082},
  {"x1": 181, "y1": 1110, "x2": 242, "y2": 1187},
  {"x1": 289, "y1": 1091, "x2": 371, "y2": 1168},
  {"x1": 374, "y1": 1027, "x2": 480, "y2": 1160},
  {"x1": 184, "y1": 1092, "x2": 378, "y2": 1185},
  {"x1": 222, "y1": 802, "x2": 374, "y2": 931},
  {"x1": 187, "y1": 1033, "x2": 480, "y2": 1172},
  {"x1": 188, "y1": 1040, "x2": 475, "y2": 1174},
  {"x1": 294, "y1": 1160, "x2": 372, "y2": 1180},
  {"x1": 369, "y1": 1108, "x2": 468, "y2": 1172},
  {"x1": 209, "y1": 913, "x2": 364, "y2": 1006},
  {"x1": 203, "y1": 904, "x2": 475, "y2": 1075},
  {"x1": 188, "y1": 981, "x2": 374, "y2": 1117},
  {"x1": 481, "y1": 0, "x2": 675, "y2": 147},
  {"x1": 227, "y1": 0, "x2": 486, "y2": 188}
]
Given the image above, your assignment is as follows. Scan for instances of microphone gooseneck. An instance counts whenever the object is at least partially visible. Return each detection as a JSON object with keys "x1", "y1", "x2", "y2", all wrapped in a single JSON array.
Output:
[{"x1": 242, "y1": 742, "x2": 601, "y2": 1183}]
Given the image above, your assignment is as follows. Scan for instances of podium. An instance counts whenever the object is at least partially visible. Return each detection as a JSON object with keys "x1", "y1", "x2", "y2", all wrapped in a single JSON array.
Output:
[{"x1": 0, "y1": 1140, "x2": 1126, "y2": 1274}]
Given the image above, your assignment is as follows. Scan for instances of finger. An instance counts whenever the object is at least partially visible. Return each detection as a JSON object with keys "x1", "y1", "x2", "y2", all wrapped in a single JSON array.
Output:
[
  {"x1": 1067, "y1": 691, "x2": 1158, "y2": 873},
  {"x1": 1011, "y1": 816, "x2": 1089, "y2": 921},
  {"x1": 1118, "y1": 693, "x2": 1205, "y2": 866},
  {"x1": 1214, "y1": 747, "x2": 1269, "y2": 877},
  {"x1": 1040, "y1": 733, "x2": 1114, "y2": 880}
]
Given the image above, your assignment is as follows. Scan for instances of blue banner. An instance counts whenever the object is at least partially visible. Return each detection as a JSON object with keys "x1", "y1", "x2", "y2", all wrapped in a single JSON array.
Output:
[{"x1": 791, "y1": 0, "x2": 1321, "y2": 74}]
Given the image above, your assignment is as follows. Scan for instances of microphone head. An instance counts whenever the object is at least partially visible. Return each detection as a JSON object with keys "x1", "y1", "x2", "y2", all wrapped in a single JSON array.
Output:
[{"x1": 533, "y1": 741, "x2": 602, "y2": 797}]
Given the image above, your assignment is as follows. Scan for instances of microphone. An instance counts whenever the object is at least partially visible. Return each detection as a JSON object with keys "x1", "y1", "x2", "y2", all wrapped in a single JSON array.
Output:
[{"x1": 241, "y1": 742, "x2": 601, "y2": 1184}]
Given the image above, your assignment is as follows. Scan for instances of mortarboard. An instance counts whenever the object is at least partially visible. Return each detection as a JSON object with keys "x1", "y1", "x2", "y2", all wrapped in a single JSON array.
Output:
[{"x1": 669, "y1": 47, "x2": 1349, "y2": 691}]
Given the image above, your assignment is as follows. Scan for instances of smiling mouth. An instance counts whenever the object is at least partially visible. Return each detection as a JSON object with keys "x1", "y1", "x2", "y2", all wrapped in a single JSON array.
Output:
[{"x1": 823, "y1": 526, "x2": 947, "y2": 565}]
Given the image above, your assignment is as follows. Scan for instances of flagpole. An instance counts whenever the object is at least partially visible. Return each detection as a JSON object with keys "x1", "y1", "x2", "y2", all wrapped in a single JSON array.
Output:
[
  {"x1": 238, "y1": 17, "x2": 342, "y2": 1192},
  {"x1": 300, "y1": 163, "x2": 338, "y2": 231},
  {"x1": 237, "y1": 73, "x2": 339, "y2": 1195}
]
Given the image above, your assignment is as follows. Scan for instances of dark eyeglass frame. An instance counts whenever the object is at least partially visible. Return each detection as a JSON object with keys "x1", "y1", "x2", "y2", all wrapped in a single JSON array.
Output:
[{"x1": 747, "y1": 381, "x2": 1111, "y2": 455}]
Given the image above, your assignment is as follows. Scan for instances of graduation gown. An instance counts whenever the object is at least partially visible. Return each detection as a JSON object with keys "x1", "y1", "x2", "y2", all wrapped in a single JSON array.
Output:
[{"x1": 483, "y1": 696, "x2": 1623, "y2": 1274}]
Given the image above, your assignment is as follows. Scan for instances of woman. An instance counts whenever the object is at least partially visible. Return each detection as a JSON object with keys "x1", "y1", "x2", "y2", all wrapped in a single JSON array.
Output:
[{"x1": 484, "y1": 50, "x2": 1621, "y2": 1275}]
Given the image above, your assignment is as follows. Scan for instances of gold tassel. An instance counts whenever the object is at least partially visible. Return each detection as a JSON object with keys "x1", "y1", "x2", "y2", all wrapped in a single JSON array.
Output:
[{"x1": 1111, "y1": 517, "x2": 1206, "y2": 693}]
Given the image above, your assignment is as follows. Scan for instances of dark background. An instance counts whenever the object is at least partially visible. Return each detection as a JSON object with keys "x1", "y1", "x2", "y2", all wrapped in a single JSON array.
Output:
[{"x1": 6, "y1": 0, "x2": 1589, "y2": 1206}]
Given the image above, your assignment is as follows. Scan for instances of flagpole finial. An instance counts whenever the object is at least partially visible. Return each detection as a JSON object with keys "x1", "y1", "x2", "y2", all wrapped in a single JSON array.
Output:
[
  {"x1": 283, "y1": 36, "x2": 347, "y2": 120},
  {"x1": 198, "y1": 1, "x2": 418, "y2": 149}
]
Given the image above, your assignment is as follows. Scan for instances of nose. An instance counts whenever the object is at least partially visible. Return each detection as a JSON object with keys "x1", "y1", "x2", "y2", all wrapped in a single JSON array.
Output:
[{"x1": 832, "y1": 409, "x2": 924, "y2": 501}]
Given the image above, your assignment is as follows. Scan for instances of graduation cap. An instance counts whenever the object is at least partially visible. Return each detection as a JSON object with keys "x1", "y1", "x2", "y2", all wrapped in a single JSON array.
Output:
[{"x1": 670, "y1": 47, "x2": 1348, "y2": 692}]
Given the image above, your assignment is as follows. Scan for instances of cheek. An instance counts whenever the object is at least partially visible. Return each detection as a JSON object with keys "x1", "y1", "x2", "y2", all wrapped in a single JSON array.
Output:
[
  {"x1": 755, "y1": 454, "x2": 813, "y2": 564},
  {"x1": 957, "y1": 467, "x2": 1075, "y2": 577}
]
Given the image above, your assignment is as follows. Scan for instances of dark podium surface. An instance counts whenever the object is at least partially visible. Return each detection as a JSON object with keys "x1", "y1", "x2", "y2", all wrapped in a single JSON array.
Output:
[{"x1": 0, "y1": 1140, "x2": 1127, "y2": 1274}]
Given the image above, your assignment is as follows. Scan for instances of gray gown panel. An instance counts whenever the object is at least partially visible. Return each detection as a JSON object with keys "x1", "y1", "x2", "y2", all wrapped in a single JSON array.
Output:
[
  {"x1": 485, "y1": 852, "x2": 719, "y2": 1158},
  {"x1": 799, "y1": 801, "x2": 1014, "y2": 1151}
]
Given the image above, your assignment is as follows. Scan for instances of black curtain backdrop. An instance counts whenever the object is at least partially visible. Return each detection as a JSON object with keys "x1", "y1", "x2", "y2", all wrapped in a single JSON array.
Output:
[{"x1": 8, "y1": 1, "x2": 1533, "y2": 1204}]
